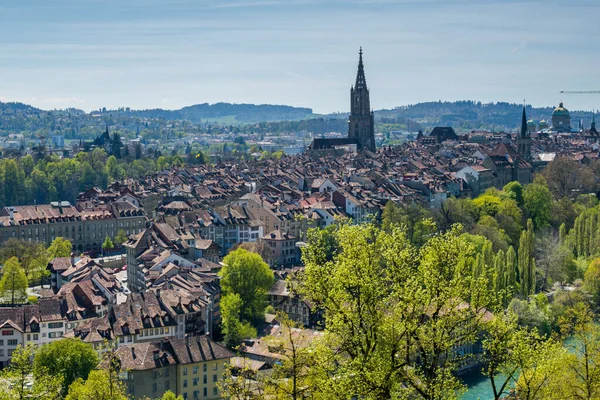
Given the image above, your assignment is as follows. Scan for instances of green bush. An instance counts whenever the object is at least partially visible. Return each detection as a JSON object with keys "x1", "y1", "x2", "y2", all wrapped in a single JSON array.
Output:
[{"x1": 28, "y1": 295, "x2": 39, "y2": 304}]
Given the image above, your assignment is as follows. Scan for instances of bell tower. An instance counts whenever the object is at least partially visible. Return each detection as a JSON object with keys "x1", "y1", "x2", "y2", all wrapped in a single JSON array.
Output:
[
  {"x1": 348, "y1": 48, "x2": 376, "y2": 152},
  {"x1": 517, "y1": 105, "x2": 532, "y2": 162}
]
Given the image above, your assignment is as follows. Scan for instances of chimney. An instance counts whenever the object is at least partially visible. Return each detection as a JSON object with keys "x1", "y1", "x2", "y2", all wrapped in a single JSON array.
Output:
[
  {"x1": 70, "y1": 252, "x2": 74, "y2": 266},
  {"x1": 152, "y1": 350, "x2": 159, "y2": 361}
]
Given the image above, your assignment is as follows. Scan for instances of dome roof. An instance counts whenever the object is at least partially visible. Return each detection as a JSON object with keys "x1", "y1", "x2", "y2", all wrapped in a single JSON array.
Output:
[
  {"x1": 527, "y1": 119, "x2": 536, "y2": 125},
  {"x1": 553, "y1": 102, "x2": 570, "y2": 117}
]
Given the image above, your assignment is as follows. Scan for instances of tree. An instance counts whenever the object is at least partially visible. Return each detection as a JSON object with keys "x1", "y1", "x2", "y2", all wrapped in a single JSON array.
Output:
[
  {"x1": 523, "y1": 176, "x2": 553, "y2": 229},
  {"x1": 0, "y1": 257, "x2": 28, "y2": 305},
  {"x1": 65, "y1": 370, "x2": 127, "y2": 400},
  {"x1": 555, "y1": 303, "x2": 600, "y2": 400},
  {"x1": 0, "y1": 343, "x2": 63, "y2": 400},
  {"x1": 102, "y1": 235, "x2": 114, "y2": 252},
  {"x1": 482, "y1": 313, "x2": 521, "y2": 400},
  {"x1": 535, "y1": 229, "x2": 574, "y2": 291},
  {"x1": 262, "y1": 312, "x2": 315, "y2": 399},
  {"x1": 584, "y1": 258, "x2": 600, "y2": 308},
  {"x1": 47, "y1": 237, "x2": 72, "y2": 259},
  {"x1": 543, "y1": 157, "x2": 595, "y2": 200},
  {"x1": 220, "y1": 248, "x2": 274, "y2": 323},
  {"x1": 504, "y1": 181, "x2": 524, "y2": 206},
  {"x1": 114, "y1": 230, "x2": 128, "y2": 246},
  {"x1": 299, "y1": 223, "x2": 500, "y2": 399},
  {"x1": 0, "y1": 238, "x2": 46, "y2": 279},
  {"x1": 34, "y1": 338, "x2": 99, "y2": 393},
  {"x1": 220, "y1": 293, "x2": 257, "y2": 349},
  {"x1": 518, "y1": 219, "x2": 535, "y2": 297}
]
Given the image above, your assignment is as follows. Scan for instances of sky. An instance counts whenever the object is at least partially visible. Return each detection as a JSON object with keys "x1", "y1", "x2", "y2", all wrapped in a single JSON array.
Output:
[{"x1": 1, "y1": 0, "x2": 599, "y2": 114}]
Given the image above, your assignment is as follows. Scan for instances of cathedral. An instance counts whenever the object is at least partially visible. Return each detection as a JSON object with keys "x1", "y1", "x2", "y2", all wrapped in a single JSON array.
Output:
[{"x1": 309, "y1": 48, "x2": 376, "y2": 152}]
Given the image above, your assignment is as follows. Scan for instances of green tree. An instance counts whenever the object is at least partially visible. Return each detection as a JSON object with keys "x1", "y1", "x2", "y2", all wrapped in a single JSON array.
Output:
[
  {"x1": 114, "y1": 230, "x2": 128, "y2": 246},
  {"x1": 518, "y1": 219, "x2": 535, "y2": 297},
  {"x1": 65, "y1": 370, "x2": 127, "y2": 400},
  {"x1": 504, "y1": 181, "x2": 524, "y2": 206},
  {"x1": 584, "y1": 258, "x2": 600, "y2": 308},
  {"x1": 0, "y1": 343, "x2": 63, "y2": 400},
  {"x1": 262, "y1": 312, "x2": 315, "y2": 399},
  {"x1": 299, "y1": 223, "x2": 500, "y2": 399},
  {"x1": 220, "y1": 248, "x2": 274, "y2": 323},
  {"x1": 523, "y1": 176, "x2": 553, "y2": 229},
  {"x1": 34, "y1": 338, "x2": 99, "y2": 393},
  {"x1": 221, "y1": 293, "x2": 246, "y2": 348},
  {"x1": 102, "y1": 235, "x2": 114, "y2": 251},
  {"x1": 0, "y1": 257, "x2": 28, "y2": 305},
  {"x1": 47, "y1": 237, "x2": 72, "y2": 259}
]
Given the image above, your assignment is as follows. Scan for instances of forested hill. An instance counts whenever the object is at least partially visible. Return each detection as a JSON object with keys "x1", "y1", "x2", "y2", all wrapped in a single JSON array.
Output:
[
  {"x1": 0, "y1": 100, "x2": 596, "y2": 137},
  {"x1": 104, "y1": 103, "x2": 314, "y2": 123}
]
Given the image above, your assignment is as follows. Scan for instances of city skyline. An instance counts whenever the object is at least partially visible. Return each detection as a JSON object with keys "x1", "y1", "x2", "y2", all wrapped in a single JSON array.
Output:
[{"x1": 1, "y1": 0, "x2": 600, "y2": 114}]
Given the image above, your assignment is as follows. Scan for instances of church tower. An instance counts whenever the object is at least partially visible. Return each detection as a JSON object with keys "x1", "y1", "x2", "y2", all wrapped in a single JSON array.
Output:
[
  {"x1": 517, "y1": 106, "x2": 532, "y2": 161},
  {"x1": 348, "y1": 48, "x2": 376, "y2": 152}
]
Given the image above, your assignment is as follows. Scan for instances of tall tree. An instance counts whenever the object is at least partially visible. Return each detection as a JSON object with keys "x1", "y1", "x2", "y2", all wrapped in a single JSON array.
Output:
[
  {"x1": 47, "y1": 237, "x2": 72, "y2": 259},
  {"x1": 219, "y1": 248, "x2": 274, "y2": 323},
  {"x1": 0, "y1": 343, "x2": 63, "y2": 400},
  {"x1": 0, "y1": 257, "x2": 28, "y2": 305},
  {"x1": 518, "y1": 219, "x2": 535, "y2": 298},
  {"x1": 34, "y1": 338, "x2": 99, "y2": 394},
  {"x1": 523, "y1": 176, "x2": 553, "y2": 229},
  {"x1": 299, "y1": 223, "x2": 500, "y2": 399}
]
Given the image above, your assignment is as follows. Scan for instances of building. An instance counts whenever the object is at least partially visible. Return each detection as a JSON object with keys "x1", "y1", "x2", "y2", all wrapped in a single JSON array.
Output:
[
  {"x1": 259, "y1": 229, "x2": 299, "y2": 268},
  {"x1": 551, "y1": 102, "x2": 571, "y2": 133},
  {"x1": 267, "y1": 280, "x2": 319, "y2": 327},
  {"x1": 115, "y1": 335, "x2": 233, "y2": 400},
  {"x1": 516, "y1": 106, "x2": 533, "y2": 162},
  {"x1": 0, "y1": 201, "x2": 146, "y2": 253},
  {"x1": 310, "y1": 48, "x2": 375, "y2": 152},
  {"x1": 348, "y1": 48, "x2": 376, "y2": 152}
]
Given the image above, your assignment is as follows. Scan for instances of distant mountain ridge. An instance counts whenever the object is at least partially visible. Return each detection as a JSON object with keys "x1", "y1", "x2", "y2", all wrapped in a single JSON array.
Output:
[
  {"x1": 0, "y1": 100, "x2": 596, "y2": 134},
  {"x1": 101, "y1": 102, "x2": 314, "y2": 123}
]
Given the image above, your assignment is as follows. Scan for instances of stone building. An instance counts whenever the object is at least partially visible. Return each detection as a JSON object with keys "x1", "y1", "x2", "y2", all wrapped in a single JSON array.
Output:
[{"x1": 551, "y1": 102, "x2": 571, "y2": 133}]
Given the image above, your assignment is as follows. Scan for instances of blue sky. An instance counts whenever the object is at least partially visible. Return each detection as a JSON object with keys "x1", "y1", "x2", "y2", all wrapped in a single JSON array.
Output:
[{"x1": 1, "y1": 0, "x2": 599, "y2": 114}]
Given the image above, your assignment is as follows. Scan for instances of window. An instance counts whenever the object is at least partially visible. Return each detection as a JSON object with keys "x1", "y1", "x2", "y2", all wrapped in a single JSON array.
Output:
[
  {"x1": 203, "y1": 375, "x2": 207, "y2": 384},
  {"x1": 48, "y1": 322, "x2": 63, "y2": 329},
  {"x1": 164, "y1": 369, "x2": 169, "y2": 377},
  {"x1": 193, "y1": 377, "x2": 199, "y2": 386},
  {"x1": 7, "y1": 349, "x2": 13, "y2": 357},
  {"x1": 2, "y1": 330, "x2": 13, "y2": 336},
  {"x1": 193, "y1": 390, "x2": 199, "y2": 399},
  {"x1": 183, "y1": 379, "x2": 188, "y2": 388},
  {"x1": 0, "y1": 340, "x2": 3, "y2": 346},
  {"x1": 213, "y1": 362, "x2": 217, "y2": 370},
  {"x1": 0, "y1": 350, "x2": 3, "y2": 356},
  {"x1": 213, "y1": 374, "x2": 217, "y2": 383},
  {"x1": 7, "y1": 340, "x2": 18, "y2": 346},
  {"x1": 152, "y1": 383, "x2": 157, "y2": 392},
  {"x1": 193, "y1": 366, "x2": 198, "y2": 374},
  {"x1": 203, "y1": 364, "x2": 207, "y2": 372},
  {"x1": 213, "y1": 387, "x2": 218, "y2": 396},
  {"x1": 203, "y1": 388, "x2": 207, "y2": 397},
  {"x1": 165, "y1": 380, "x2": 170, "y2": 390},
  {"x1": 183, "y1": 367, "x2": 188, "y2": 376}
]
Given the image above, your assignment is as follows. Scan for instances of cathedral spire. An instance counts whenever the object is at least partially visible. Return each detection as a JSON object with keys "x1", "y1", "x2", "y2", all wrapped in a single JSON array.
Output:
[
  {"x1": 520, "y1": 105, "x2": 528, "y2": 138},
  {"x1": 355, "y1": 47, "x2": 367, "y2": 90}
]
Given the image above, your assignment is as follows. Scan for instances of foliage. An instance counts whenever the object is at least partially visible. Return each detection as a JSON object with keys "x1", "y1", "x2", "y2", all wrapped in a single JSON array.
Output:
[
  {"x1": 518, "y1": 219, "x2": 535, "y2": 297},
  {"x1": 220, "y1": 248, "x2": 274, "y2": 323},
  {"x1": 34, "y1": 338, "x2": 99, "y2": 393},
  {"x1": 0, "y1": 256, "x2": 28, "y2": 305},
  {"x1": 0, "y1": 343, "x2": 63, "y2": 400},
  {"x1": 65, "y1": 370, "x2": 127, "y2": 400},
  {"x1": 113, "y1": 230, "x2": 128, "y2": 246},
  {"x1": 523, "y1": 175, "x2": 553, "y2": 229},
  {"x1": 101, "y1": 235, "x2": 114, "y2": 251},
  {"x1": 221, "y1": 293, "x2": 257, "y2": 349},
  {"x1": 47, "y1": 237, "x2": 72, "y2": 259},
  {"x1": 299, "y1": 223, "x2": 501, "y2": 399}
]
